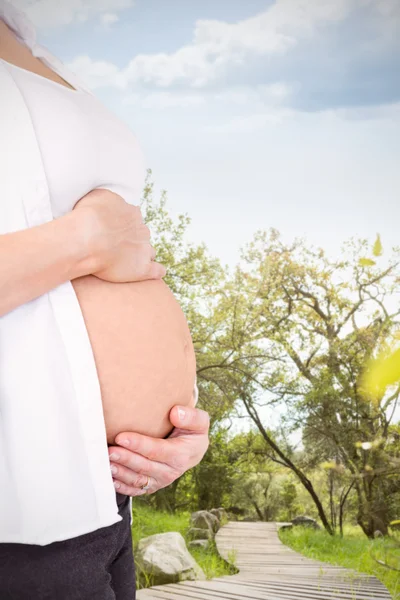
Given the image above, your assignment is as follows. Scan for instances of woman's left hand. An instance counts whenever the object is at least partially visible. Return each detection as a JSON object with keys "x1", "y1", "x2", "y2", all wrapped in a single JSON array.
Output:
[{"x1": 108, "y1": 405, "x2": 210, "y2": 496}]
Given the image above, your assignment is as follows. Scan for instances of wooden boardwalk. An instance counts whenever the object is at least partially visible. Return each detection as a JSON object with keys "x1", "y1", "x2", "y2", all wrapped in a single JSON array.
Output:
[{"x1": 137, "y1": 521, "x2": 392, "y2": 599}]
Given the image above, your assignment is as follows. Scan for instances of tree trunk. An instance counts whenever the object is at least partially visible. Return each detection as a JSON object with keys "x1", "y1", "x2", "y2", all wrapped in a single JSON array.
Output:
[
  {"x1": 252, "y1": 500, "x2": 264, "y2": 521},
  {"x1": 353, "y1": 474, "x2": 390, "y2": 538},
  {"x1": 242, "y1": 393, "x2": 334, "y2": 535},
  {"x1": 339, "y1": 481, "x2": 355, "y2": 538}
]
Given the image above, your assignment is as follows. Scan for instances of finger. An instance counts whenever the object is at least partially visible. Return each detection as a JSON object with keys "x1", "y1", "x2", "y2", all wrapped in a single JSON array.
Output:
[
  {"x1": 114, "y1": 433, "x2": 171, "y2": 463},
  {"x1": 145, "y1": 261, "x2": 167, "y2": 280},
  {"x1": 140, "y1": 224, "x2": 151, "y2": 241},
  {"x1": 113, "y1": 451, "x2": 159, "y2": 476},
  {"x1": 111, "y1": 462, "x2": 153, "y2": 490},
  {"x1": 169, "y1": 406, "x2": 210, "y2": 432},
  {"x1": 130, "y1": 205, "x2": 143, "y2": 223},
  {"x1": 112, "y1": 478, "x2": 148, "y2": 497},
  {"x1": 149, "y1": 245, "x2": 156, "y2": 261},
  {"x1": 112, "y1": 454, "x2": 177, "y2": 488}
]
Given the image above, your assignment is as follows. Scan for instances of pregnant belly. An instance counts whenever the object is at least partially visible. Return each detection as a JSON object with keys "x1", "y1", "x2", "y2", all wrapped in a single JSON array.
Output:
[{"x1": 71, "y1": 276, "x2": 197, "y2": 444}]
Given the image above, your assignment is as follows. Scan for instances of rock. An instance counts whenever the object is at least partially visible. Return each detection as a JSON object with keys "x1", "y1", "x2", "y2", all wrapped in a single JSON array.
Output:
[
  {"x1": 136, "y1": 532, "x2": 206, "y2": 586},
  {"x1": 210, "y1": 508, "x2": 227, "y2": 522},
  {"x1": 291, "y1": 516, "x2": 321, "y2": 530},
  {"x1": 278, "y1": 524, "x2": 293, "y2": 532},
  {"x1": 187, "y1": 527, "x2": 214, "y2": 541},
  {"x1": 188, "y1": 539, "x2": 210, "y2": 550},
  {"x1": 191, "y1": 510, "x2": 220, "y2": 533},
  {"x1": 227, "y1": 506, "x2": 245, "y2": 517},
  {"x1": 373, "y1": 530, "x2": 384, "y2": 538}
]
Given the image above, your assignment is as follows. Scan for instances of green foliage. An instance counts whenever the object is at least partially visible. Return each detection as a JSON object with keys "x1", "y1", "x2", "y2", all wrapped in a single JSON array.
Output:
[
  {"x1": 279, "y1": 526, "x2": 400, "y2": 599},
  {"x1": 139, "y1": 170, "x2": 399, "y2": 540},
  {"x1": 131, "y1": 503, "x2": 189, "y2": 545},
  {"x1": 189, "y1": 542, "x2": 238, "y2": 579},
  {"x1": 228, "y1": 230, "x2": 400, "y2": 536},
  {"x1": 373, "y1": 233, "x2": 384, "y2": 258},
  {"x1": 131, "y1": 503, "x2": 235, "y2": 589},
  {"x1": 279, "y1": 480, "x2": 300, "y2": 522},
  {"x1": 359, "y1": 257, "x2": 376, "y2": 267}
]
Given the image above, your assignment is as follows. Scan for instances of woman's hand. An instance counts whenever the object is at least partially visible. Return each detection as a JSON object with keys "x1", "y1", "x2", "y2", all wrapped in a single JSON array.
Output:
[
  {"x1": 73, "y1": 188, "x2": 166, "y2": 283},
  {"x1": 108, "y1": 406, "x2": 210, "y2": 496}
]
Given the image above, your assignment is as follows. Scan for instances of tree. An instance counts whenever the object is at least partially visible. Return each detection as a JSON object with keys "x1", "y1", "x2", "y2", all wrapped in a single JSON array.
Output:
[
  {"x1": 139, "y1": 172, "x2": 399, "y2": 535},
  {"x1": 204, "y1": 229, "x2": 400, "y2": 536}
]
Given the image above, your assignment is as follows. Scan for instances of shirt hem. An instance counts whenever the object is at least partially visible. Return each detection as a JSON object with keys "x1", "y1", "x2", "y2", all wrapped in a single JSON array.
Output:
[{"x1": 0, "y1": 513, "x2": 123, "y2": 547}]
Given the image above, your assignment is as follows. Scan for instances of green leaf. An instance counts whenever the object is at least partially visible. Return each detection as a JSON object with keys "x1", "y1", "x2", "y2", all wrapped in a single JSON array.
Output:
[
  {"x1": 359, "y1": 258, "x2": 376, "y2": 267},
  {"x1": 361, "y1": 347, "x2": 400, "y2": 397},
  {"x1": 372, "y1": 233, "x2": 383, "y2": 257}
]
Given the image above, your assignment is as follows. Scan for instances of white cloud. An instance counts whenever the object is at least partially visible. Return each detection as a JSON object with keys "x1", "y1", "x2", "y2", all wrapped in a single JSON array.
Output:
[
  {"x1": 15, "y1": 0, "x2": 133, "y2": 28},
  {"x1": 329, "y1": 102, "x2": 400, "y2": 121},
  {"x1": 213, "y1": 83, "x2": 293, "y2": 107},
  {"x1": 59, "y1": 0, "x2": 398, "y2": 116},
  {"x1": 118, "y1": 83, "x2": 293, "y2": 113},
  {"x1": 111, "y1": 0, "x2": 356, "y2": 89},
  {"x1": 206, "y1": 109, "x2": 295, "y2": 133},
  {"x1": 208, "y1": 100, "x2": 400, "y2": 134},
  {"x1": 66, "y1": 55, "x2": 120, "y2": 89},
  {"x1": 122, "y1": 91, "x2": 205, "y2": 109},
  {"x1": 100, "y1": 12, "x2": 119, "y2": 28},
  {"x1": 364, "y1": 0, "x2": 400, "y2": 19},
  {"x1": 63, "y1": 0, "x2": 393, "y2": 93},
  {"x1": 192, "y1": 0, "x2": 352, "y2": 58}
]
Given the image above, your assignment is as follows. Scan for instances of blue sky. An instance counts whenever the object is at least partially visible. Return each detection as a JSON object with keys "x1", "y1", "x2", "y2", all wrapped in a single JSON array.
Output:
[{"x1": 17, "y1": 0, "x2": 400, "y2": 269}]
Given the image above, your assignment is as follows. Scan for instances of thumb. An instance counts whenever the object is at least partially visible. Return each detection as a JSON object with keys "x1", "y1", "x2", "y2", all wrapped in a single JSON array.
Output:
[
  {"x1": 144, "y1": 261, "x2": 167, "y2": 280},
  {"x1": 169, "y1": 405, "x2": 210, "y2": 432}
]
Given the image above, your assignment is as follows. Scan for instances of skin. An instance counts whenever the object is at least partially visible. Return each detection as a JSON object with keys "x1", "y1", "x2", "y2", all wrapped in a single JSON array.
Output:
[
  {"x1": 71, "y1": 275, "x2": 198, "y2": 445},
  {"x1": 0, "y1": 19, "x2": 210, "y2": 497},
  {"x1": 109, "y1": 405, "x2": 210, "y2": 495}
]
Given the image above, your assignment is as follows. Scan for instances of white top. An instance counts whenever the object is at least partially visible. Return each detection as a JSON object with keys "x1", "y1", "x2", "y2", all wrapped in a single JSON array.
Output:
[{"x1": 0, "y1": 0, "x2": 197, "y2": 546}]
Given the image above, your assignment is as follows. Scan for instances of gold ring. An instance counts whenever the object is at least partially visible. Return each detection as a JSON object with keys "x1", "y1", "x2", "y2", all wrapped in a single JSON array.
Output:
[{"x1": 140, "y1": 475, "x2": 150, "y2": 491}]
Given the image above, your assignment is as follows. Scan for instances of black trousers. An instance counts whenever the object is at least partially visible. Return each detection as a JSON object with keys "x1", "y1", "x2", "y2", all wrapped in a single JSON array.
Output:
[{"x1": 0, "y1": 492, "x2": 136, "y2": 600}]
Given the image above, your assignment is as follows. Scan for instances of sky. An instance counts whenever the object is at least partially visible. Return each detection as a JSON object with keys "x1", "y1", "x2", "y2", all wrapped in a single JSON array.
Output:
[
  {"x1": 9, "y1": 0, "x2": 399, "y2": 436},
  {"x1": 14, "y1": 0, "x2": 400, "y2": 270}
]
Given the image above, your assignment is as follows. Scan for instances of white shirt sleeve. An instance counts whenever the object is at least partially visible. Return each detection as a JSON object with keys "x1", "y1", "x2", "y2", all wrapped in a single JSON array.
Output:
[{"x1": 193, "y1": 374, "x2": 199, "y2": 406}]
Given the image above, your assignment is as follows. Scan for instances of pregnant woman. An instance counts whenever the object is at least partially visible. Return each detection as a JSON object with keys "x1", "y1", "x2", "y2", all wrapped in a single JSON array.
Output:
[{"x1": 0, "y1": 2, "x2": 209, "y2": 598}]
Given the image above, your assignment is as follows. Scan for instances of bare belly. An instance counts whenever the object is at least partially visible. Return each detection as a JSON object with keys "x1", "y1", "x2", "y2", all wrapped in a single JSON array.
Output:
[{"x1": 71, "y1": 276, "x2": 197, "y2": 444}]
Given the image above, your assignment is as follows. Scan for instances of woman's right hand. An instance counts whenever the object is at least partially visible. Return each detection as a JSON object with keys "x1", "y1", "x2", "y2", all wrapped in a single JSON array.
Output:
[{"x1": 73, "y1": 188, "x2": 166, "y2": 283}]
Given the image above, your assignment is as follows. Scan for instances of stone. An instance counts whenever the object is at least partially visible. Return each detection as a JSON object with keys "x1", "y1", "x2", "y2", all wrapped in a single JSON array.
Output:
[
  {"x1": 187, "y1": 527, "x2": 214, "y2": 541},
  {"x1": 188, "y1": 539, "x2": 210, "y2": 550},
  {"x1": 136, "y1": 532, "x2": 206, "y2": 586},
  {"x1": 278, "y1": 524, "x2": 293, "y2": 532},
  {"x1": 227, "y1": 506, "x2": 245, "y2": 517},
  {"x1": 210, "y1": 508, "x2": 227, "y2": 522},
  {"x1": 191, "y1": 510, "x2": 220, "y2": 533},
  {"x1": 291, "y1": 516, "x2": 321, "y2": 530},
  {"x1": 373, "y1": 530, "x2": 384, "y2": 538}
]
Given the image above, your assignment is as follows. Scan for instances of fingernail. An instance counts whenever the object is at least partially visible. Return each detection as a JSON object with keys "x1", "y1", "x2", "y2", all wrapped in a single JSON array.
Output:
[
  {"x1": 114, "y1": 481, "x2": 121, "y2": 490},
  {"x1": 118, "y1": 439, "x2": 130, "y2": 447},
  {"x1": 110, "y1": 465, "x2": 118, "y2": 474},
  {"x1": 178, "y1": 408, "x2": 186, "y2": 423},
  {"x1": 109, "y1": 453, "x2": 120, "y2": 461}
]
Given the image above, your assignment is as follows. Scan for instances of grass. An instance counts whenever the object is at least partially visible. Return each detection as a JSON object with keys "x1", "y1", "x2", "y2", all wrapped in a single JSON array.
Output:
[
  {"x1": 130, "y1": 503, "x2": 237, "y2": 589},
  {"x1": 279, "y1": 525, "x2": 400, "y2": 600}
]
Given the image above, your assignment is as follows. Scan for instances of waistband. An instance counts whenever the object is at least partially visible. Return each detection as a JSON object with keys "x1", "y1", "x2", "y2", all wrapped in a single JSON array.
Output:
[{"x1": 116, "y1": 491, "x2": 128, "y2": 509}]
